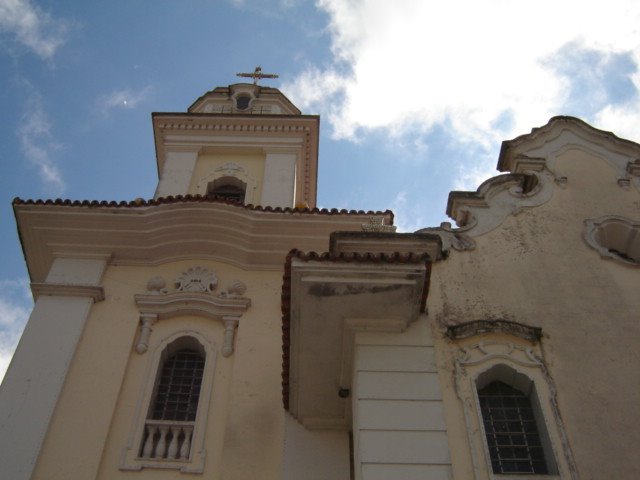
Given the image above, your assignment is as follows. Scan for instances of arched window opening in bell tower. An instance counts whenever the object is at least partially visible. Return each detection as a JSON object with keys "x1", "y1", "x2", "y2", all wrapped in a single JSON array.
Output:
[
  {"x1": 235, "y1": 94, "x2": 251, "y2": 111},
  {"x1": 207, "y1": 176, "x2": 247, "y2": 203}
]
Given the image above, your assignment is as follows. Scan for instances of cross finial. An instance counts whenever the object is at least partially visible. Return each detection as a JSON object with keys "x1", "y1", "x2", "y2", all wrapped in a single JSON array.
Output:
[{"x1": 236, "y1": 66, "x2": 279, "y2": 85}]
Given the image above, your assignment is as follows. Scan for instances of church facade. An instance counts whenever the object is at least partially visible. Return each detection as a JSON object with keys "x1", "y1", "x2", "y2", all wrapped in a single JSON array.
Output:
[{"x1": 1, "y1": 81, "x2": 639, "y2": 480}]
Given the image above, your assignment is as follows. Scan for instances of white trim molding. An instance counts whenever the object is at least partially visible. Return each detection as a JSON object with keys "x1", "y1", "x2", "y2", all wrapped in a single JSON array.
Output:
[
  {"x1": 454, "y1": 337, "x2": 578, "y2": 480},
  {"x1": 30, "y1": 282, "x2": 105, "y2": 302}
]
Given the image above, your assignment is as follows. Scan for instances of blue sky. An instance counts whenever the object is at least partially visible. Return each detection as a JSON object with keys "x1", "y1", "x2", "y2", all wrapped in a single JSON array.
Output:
[{"x1": 1, "y1": 0, "x2": 640, "y2": 377}]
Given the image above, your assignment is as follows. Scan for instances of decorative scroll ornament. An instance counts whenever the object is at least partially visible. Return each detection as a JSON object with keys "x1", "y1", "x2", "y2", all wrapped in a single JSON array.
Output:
[
  {"x1": 215, "y1": 162, "x2": 246, "y2": 177},
  {"x1": 457, "y1": 341, "x2": 542, "y2": 369},
  {"x1": 146, "y1": 276, "x2": 168, "y2": 295},
  {"x1": 218, "y1": 280, "x2": 247, "y2": 298},
  {"x1": 416, "y1": 222, "x2": 476, "y2": 253},
  {"x1": 175, "y1": 267, "x2": 218, "y2": 293}
]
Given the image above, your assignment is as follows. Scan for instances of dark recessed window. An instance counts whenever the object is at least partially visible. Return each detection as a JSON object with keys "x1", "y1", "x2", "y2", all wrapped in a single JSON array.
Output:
[
  {"x1": 208, "y1": 176, "x2": 247, "y2": 203},
  {"x1": 151, "y1": 349, "x2": 205, "y2": 422},
  {"x1": 479, "y1": 381, "x2": 549, "y2": 474},
  {"x1": 236, "y1": 95, "x2": 251, "y2": 111}
]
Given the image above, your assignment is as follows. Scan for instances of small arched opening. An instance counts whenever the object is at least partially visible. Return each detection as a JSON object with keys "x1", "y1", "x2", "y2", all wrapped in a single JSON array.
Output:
[{"x1": 207, "y1": 176, "x2": 247, "y2": 203}]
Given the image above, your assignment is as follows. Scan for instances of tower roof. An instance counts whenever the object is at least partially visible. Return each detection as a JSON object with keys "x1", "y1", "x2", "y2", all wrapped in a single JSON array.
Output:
[{"x1": 188, "y1": 83, "x2": 301, "y2": 115}]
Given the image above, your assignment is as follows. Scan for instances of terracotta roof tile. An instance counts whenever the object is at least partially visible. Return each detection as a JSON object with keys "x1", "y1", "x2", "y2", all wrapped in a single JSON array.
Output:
[{"x1": 13, "y1": 195, "x2": 393, "y2": 218}]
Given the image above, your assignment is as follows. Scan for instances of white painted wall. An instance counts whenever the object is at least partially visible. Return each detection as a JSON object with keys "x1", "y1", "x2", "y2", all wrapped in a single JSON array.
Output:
[
  {"x1": 261, "y1": 152, "x2": 297, "y2": 207},
  {"x1": 154, "y1": 150, "x2": 199, "y2": 198},
  {"x1": 352, "y1": 323, "x2": 452, "y2": 480}
]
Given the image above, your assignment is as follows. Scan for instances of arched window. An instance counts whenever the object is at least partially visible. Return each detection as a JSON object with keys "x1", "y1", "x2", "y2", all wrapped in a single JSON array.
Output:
[
  {"x1": 151, "y1": 349, "x2": 205, "y2": 422},
  {"x1": 207, "y1": 176, "x2": 247, "y2": 203},
  {"x1": 476, "y1": 366, "x2": 557, "y2": 475},
  {"x1": 140, "y1": 337, "x2": 206, "y2": 461}
]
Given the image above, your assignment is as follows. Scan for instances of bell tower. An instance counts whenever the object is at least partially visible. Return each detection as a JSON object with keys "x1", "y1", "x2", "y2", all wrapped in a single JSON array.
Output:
[{"x1": 153, "y1": 78, "x2": 319, "y2": 208}]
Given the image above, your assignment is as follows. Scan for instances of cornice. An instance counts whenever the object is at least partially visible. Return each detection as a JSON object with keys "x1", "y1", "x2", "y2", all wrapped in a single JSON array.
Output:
[
  {"x1": 13, "y1": 195, "x2": 392, "y2": 218},
  {"x1": 134, "y1": 291, "x2": 250, "y2": 320},
  {"x1": 30, "y1": 282, "x2": 105, "y2": 302},
  {"x1": 152, "y1": 113, "x2": 319, "y2": 132},
  {"x1": 14, "y1": 199, "x2": 393, "y2": 283},
  {"x1": 282, "y1": 247, "x2": 432, "y2": 422}
]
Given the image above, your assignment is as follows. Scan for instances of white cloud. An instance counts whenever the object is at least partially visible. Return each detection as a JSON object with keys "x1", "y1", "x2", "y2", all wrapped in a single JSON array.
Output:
[
  {"x1": 18, "y1": 92, "x2": 65, "y2": 195},
  {"x1": 389, "y1": 190, "x2": 426, "y2": 233},
  {"x1": 0, "y1": 0, "x2": 68, "y2": 59},
  {"x1": 283, "y1": 0, "x2": 640, "y2": 187},
  {"x1": 97, "y1": 85, "x2": 153, "y2": 113},
  {"x1": 0, "y1": 279, "x2": 31, "y2": 382}
]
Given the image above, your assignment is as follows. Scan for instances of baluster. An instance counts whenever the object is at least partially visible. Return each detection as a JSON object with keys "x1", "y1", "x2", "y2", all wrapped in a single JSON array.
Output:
[
  {"x1": 180, "y1": 425, "x2": 193, "y2": 460},
  {"x1": 156, "y1": 426, "x2": 169, "y2": 458},
  {"x1": 167, "y1": 426, "x2": 180, "y2": 459},
  {"x1": 142, "y1": 424, "x2": 156, "y2": 458}
]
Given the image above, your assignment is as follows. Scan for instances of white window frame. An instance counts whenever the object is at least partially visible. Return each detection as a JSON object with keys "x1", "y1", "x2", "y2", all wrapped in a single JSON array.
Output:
[
  {"x1": 120, "y1": 330, "x2": 217, "y2": 473},
  {"x1": 454, "y1": 339, "x2": 578, "y2": 480}
]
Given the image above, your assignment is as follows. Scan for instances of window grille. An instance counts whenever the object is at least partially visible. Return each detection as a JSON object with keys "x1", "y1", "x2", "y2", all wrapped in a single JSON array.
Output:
[
  {"x1": 151, "y1": 349, "x2": 205, "y2": 421},
  {"x1": 478, "y1": 381, "x2": 548, "y2": 474},
  {"x1": 209, "y1": 184, "x2": 246, "y2": 203}
]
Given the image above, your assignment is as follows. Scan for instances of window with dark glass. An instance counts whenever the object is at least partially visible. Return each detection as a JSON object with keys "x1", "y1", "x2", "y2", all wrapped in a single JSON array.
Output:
[
  {"x1": 236, "y1": 94, "x2": 251, "y2": 110},
  {"x1": 151, "y1": 349, "x2": 205, "y2": 421},
  {"x1": 478, "y1": 381, "x2": 548, "y2": 474},
  {"x1": 207, "y1": 176, "x2": 247, "y2": 203}
]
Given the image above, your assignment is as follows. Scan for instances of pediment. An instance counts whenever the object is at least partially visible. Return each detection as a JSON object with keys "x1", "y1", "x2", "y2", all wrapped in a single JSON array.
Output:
[{"x1": 498, "y1": 116, "x2": 640, "y2": 178}]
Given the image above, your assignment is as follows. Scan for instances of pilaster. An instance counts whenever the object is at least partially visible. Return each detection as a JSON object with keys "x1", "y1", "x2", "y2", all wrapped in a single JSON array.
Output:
[
  {"x1": 0, "y1": 257, "x2": 107, "y2": 480},
  {"x1": 351, "y1": 322, "x2": 452, "y2": 480},
  {"x1": 154, "y1": 149, "x2": 199, "y2": 198},
  {"x1": 261, "y1": 150, "x2": 297, "y2": 207}
]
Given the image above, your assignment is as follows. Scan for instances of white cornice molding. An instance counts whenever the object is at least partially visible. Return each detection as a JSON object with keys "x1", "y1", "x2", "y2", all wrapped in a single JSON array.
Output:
[
  {"x1": 134, "y1": 291, "x2": 251, "y2": 320},
  {"x1": 30, "y1": 282, "x2": 105, "y2": 302},
  {"x1": 15, "y1": 202, "x2": 389, "y2": 282}
]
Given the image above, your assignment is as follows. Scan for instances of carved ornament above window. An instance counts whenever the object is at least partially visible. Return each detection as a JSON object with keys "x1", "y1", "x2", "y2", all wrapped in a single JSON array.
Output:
[{"x1": 134, "y1": 267, "x2": 251, "y2": 356}]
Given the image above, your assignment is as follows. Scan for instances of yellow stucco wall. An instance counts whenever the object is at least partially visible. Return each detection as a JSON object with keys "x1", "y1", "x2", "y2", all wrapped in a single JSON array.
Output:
[
  {"x1": 33, "y1": 260, "x2": 285, "y2": 480},
  {"x1": 188, "y1": 152, "x2": 266, "y2": 202}
]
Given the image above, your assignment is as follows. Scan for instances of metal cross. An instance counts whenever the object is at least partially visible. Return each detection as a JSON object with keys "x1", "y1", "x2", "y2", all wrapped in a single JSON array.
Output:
[{"x1": 236, "y1": 66, "x2": 279, "y2": 85}]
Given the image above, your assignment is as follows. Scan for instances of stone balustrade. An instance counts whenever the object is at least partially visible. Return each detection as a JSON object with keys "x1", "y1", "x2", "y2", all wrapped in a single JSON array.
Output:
[{"x1": 140, "y1": 420, "x2": 194, "y2": 461}]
